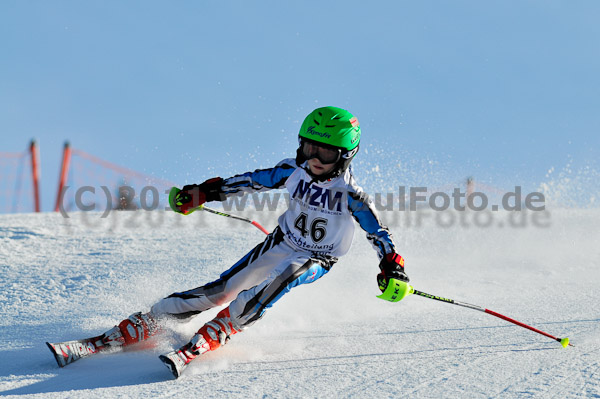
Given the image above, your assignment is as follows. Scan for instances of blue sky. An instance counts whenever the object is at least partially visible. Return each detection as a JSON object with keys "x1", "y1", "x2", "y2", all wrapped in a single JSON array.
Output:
[{"x1": 2, "y1": 1, "x2": 599, "y2": 211}]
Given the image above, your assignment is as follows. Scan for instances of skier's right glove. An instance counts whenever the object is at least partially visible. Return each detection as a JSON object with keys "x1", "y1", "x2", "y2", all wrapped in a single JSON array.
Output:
[
  {"x1": 171, "y1": 177, "x2": 224, "y2": 215},
  {"x1": 377, "y1": 253, "x2": 409, "y2": 292}
]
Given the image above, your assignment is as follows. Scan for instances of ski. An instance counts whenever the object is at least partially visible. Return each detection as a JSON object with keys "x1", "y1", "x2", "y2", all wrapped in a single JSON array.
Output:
[{"x1": 46, "y1": 335, "x2": 108, "y2": 367}]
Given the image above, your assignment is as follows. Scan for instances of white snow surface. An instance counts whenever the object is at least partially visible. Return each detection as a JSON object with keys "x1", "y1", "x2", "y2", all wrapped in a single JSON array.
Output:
[{"x1": 1, "y1": 208, "x2": 599, "y2": 398}]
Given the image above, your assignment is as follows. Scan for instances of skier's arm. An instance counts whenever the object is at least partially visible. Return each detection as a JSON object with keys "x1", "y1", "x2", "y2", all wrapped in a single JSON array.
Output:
[
  {"x1": 347, "y1": 178, "x2": 409, "y2": 288},
  {"x1": 171, "y1": 159, "x2": 296, "y2": 214},
  {"x1": 347, "y1": 186, "x2": 396, "y2": 260},
  {"x1": 220, "y1": 158, "x2": 297, "y2": 197}
]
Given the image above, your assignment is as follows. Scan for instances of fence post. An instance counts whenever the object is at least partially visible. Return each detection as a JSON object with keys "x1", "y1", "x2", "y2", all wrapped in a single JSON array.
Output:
[
  {"x1": 29, "y1": 139, "x2": 41, "y2": 212},
  {"x1": 54, "y1": 141, "x2": 72, "y2": 212}
]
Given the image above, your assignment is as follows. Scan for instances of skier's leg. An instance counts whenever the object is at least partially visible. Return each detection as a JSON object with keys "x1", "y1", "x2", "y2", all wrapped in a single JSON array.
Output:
[
  {"x1": 159, "y1": 254, "x2": 336, "y2": 377},
  {"x1": 174, "y1": 254, "x2": 336, "y2": 360},
  {"x1": 101, "y1": 229, "x2": 286, "y2": 351},
  {"x1": 229, "y1": 254, "x2": 336, "y2": 328},
  {"x1": 151, "y1": 227, "x2": 286, "y2": 319}
]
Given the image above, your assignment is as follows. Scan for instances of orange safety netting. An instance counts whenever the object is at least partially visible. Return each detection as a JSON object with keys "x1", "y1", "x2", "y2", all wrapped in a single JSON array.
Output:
[
  {"x1": 58, "y1": 148, "x2": 176, "y2": 213},
  {"x1": 0, "y1": 150, "x2": 34, "y2": 213}
]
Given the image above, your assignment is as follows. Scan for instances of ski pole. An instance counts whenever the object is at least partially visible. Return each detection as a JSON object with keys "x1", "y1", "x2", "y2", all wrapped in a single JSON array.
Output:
[
  {"x1": 199, "y1": 204, "x2": 270, "y2": 235},
  {"x1": 378, "y1": 279, "x2": 572, "y2": 348},
  {"x1": 168, "y1": 187, "x2": 270, "y2": 235}
]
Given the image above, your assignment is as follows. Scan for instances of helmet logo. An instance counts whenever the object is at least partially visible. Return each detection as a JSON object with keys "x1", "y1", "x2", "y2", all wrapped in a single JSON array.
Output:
[
  {"x1": 349, "y1": 117, "x2": 359, "y2": 127},
  {"x1": 306, "y1": 126, "x2": 331, "y2": 139}
]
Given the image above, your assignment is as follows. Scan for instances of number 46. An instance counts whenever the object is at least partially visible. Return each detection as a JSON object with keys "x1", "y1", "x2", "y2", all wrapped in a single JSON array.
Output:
[{"x1": 294, "y1": 212, "x2": 328, "y2": 243}]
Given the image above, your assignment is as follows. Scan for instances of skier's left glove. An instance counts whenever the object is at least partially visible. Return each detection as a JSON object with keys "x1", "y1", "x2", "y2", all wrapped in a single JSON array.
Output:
[
  {"x1": 377, "y1": 253, "x2": 409, "y2": 292},
  {"x1": 171, "y1": 177, "x2": 224, "y2": 215}
]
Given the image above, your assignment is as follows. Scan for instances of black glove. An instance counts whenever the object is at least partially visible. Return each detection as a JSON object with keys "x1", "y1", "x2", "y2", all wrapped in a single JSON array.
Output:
[
  {"x1": 377, "y1": 253, "x2": 409, "y2": 292},
  {"x1": 172, "y1": 177, "x2": 225, "y2": 214}
]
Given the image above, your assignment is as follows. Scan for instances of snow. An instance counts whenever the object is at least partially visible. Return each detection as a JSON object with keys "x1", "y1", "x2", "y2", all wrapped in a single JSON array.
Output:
[{"x1": 1, "y1": 207, "x2": 599, "y2": 398}]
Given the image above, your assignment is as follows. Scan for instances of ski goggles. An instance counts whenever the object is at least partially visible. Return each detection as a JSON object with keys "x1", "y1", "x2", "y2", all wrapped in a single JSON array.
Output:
[{"x1": 300, "y1": 140, "x2": 342, "y2": 164}]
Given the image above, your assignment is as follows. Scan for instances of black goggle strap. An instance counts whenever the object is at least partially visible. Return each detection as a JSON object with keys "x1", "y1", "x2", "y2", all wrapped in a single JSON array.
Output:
[{"x1": 341, "y1": 146, "x2": 359, "y2": 159}]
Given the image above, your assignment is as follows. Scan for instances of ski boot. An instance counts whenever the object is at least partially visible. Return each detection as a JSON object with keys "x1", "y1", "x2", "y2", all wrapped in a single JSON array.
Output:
[
  {"x1": 159, "y1": 307, "x2": 240, "y2": 378},
  {"x1": 102, "y1": 312, "x2": 160, "y2": 348}
]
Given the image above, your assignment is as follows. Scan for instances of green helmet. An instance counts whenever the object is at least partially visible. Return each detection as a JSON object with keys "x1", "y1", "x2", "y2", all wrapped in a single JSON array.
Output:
[
  {"x1": 296, "y1": 106, "x2": 361, "y2": 180},
  {"x1": 298, "y1": 106, "x2": 361, "y2": 151}
]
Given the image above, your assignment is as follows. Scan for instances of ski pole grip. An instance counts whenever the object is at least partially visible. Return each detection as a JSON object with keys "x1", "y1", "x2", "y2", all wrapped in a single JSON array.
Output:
[{"x1": 377, "y1": 279, "x2": 414, "y2": 302}]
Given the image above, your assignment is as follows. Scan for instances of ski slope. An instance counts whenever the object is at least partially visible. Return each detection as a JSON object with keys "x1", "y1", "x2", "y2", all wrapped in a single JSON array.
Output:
[{"x1": 1, "y1": 207, "x2": 599, "y2": 398}]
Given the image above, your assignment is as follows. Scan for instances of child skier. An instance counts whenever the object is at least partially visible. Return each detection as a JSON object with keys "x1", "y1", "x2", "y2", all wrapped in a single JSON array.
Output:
[{"x1": 79, "y1": 106, "x2": 409, "y2": 377}]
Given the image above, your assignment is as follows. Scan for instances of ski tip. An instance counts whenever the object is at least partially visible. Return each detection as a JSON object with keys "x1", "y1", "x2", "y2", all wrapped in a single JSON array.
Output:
[
  {"x1": 46, "y1": 342, "x2": 65, "y2": 368},
  {"x1": 560, "y1": 337, "x2": 570, "y2": 348},
  {"x1": 159, "y1": 354, "x2": 181, "y2": 379}
]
